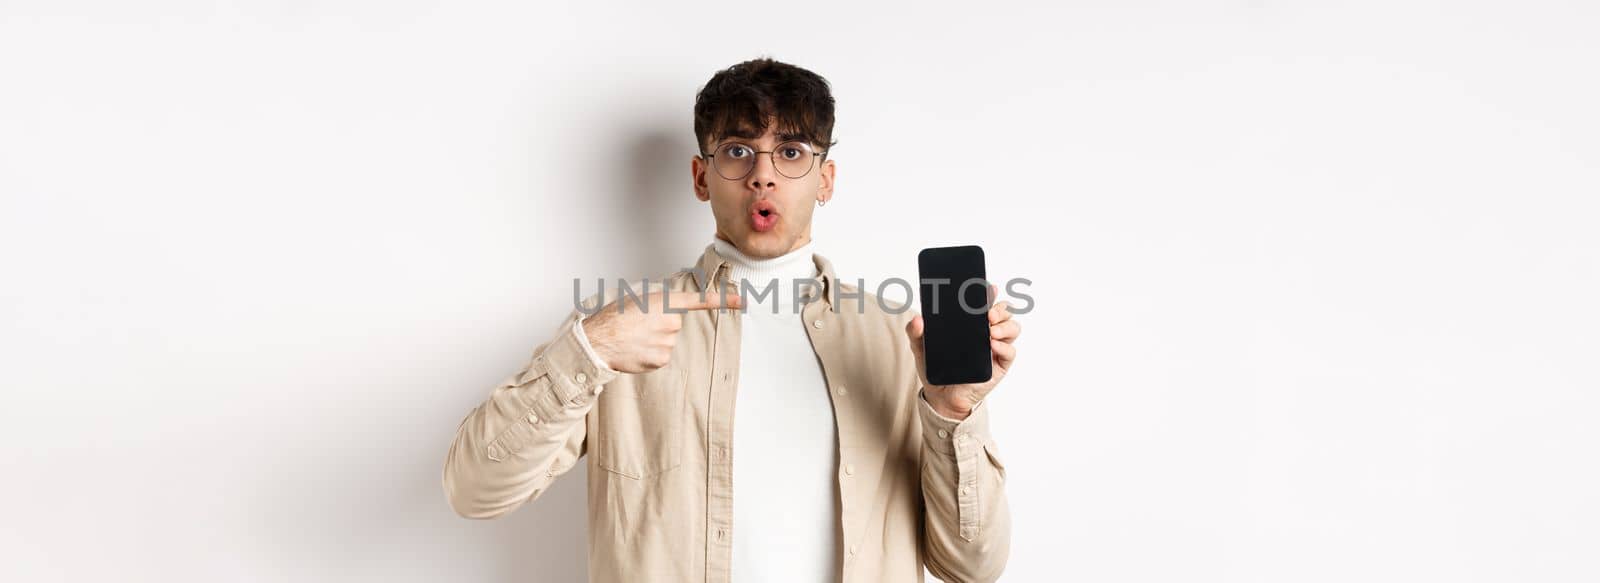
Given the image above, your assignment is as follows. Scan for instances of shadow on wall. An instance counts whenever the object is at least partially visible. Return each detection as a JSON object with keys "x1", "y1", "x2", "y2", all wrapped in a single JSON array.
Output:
[
  {"x1": 469, "y1": 122, "x2": 703, "y2": 579},
  {"x1": 475, "y1": 124, "x2": 702, "y2": 579},
  {"x1": 481, "y1": 124, "x2": 705, "y2": 580},
  {"x1": 622, "y1": 127, "x2": 709, "y2": 277}
]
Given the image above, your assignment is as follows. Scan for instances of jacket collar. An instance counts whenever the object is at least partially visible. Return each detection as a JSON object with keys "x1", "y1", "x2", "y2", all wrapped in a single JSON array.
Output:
[{"x1": 691, "y1": 241, "x2": 838, "y2": 309}]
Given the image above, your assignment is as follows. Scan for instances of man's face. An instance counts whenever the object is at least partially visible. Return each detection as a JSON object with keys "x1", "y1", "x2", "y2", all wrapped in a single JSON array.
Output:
[{"x1": 692, "y1": 121, "x2": 835, "y2": 259}]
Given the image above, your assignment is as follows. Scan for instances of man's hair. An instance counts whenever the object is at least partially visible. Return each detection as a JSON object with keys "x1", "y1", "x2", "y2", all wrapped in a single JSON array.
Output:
[{"x1": 693, "y1": 57, "x2": 837, "y2": 160}]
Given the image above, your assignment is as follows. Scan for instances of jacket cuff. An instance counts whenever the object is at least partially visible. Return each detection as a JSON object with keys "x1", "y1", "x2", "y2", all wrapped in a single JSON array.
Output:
[
  {"x1": 528, "y1": 316, "x2": 620, "y2": 406},
  {"x1": 918, "y1": 388, "x2": 994, "y2": 457}
]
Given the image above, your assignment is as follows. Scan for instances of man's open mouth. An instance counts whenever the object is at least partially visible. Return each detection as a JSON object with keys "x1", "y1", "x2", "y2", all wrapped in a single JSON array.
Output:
[{"x1": 750, "y1": 201, "x2": 779, "y2": 232}]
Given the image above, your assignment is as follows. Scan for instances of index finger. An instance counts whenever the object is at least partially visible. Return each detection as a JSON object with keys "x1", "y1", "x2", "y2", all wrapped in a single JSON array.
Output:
[{"x1": 664, "y1": 290, "x2": 744, "y2": 311}]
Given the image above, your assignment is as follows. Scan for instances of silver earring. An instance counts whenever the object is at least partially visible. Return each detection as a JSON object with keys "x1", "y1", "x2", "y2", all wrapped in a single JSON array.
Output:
[{"x1": 817, "y1": 199, "x2": 826, "y2": 207}]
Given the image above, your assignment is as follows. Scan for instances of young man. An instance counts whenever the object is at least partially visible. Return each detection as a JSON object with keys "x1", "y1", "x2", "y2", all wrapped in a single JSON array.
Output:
[{"x1": 443, "y1": 57, "x2": 1019, "y2": 583}]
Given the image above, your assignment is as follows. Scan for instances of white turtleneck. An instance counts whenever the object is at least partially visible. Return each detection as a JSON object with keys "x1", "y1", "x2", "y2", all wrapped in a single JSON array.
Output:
[{"x1": 713, "y1": 237, "x2": 841, "y2": 583}]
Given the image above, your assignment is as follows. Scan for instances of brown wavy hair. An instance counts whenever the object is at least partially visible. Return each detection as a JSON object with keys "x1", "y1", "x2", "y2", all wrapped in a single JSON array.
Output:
[{"x1": 693, "y1": 57, "x2": 837, "y2": 161}]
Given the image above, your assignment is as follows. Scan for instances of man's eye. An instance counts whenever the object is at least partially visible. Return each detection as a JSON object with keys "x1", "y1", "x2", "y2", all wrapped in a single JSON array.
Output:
[
  {"x1": 781, "y1": 147, "x2": 801, "y2": 160},
  {"x1": 726, "y1": 145, "x2": 750, "y2": 158}
]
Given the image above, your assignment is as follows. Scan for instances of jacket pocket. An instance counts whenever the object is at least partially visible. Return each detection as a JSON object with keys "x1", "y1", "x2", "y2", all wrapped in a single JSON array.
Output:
[
  {"x1": 596, "y1": 367, "x2": 687, "y2": 480},
  {"x1": 983, "y1": 441, "x2": 1006, "y2": 483}
]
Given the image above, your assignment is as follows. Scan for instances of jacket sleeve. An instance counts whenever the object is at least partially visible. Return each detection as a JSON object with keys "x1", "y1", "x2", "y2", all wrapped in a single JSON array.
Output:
[
  {"x1": 442, "y1": 306, "x2": 619, "y2": 519},
  {"x1": 918, "y1": 388, "x2": 1012, "y2": 582}
]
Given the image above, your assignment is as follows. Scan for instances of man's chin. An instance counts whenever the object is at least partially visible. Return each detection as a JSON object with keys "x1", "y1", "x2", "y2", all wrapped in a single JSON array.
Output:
[{"x1": 738, "y1": 231, "x2": 792, "y2": 259}]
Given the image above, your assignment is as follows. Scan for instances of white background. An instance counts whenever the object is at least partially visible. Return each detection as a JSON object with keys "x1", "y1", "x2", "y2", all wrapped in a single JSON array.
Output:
[{"x1": 3, "y1": 1, "x2": 1597, "y2": 581}]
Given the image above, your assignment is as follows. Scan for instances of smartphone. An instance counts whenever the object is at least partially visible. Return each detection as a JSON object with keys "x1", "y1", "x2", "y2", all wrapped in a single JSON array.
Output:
[{"x1": 917, "y1": 245, "x2": 992, "y2": 386}]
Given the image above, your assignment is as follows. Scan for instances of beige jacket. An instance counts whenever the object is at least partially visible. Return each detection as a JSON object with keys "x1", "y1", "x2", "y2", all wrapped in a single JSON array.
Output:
[{"x1": 442, "y1": 243, "x2": 1012, "y2": 582}]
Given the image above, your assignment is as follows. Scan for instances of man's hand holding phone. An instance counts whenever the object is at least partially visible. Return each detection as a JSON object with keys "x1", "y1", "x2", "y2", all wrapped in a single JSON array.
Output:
[{"x1": 906, "y1": 283, "x2": 1020, "y2": 421}]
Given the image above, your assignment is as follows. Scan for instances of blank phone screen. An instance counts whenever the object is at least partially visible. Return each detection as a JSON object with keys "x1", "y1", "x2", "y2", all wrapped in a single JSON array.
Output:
[{"x1": 917, "y1": 245, "x2": 992, "y2": 386}]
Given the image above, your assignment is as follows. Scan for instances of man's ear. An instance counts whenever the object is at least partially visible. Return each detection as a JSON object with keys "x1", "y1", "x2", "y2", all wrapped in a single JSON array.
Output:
[
  {"x1": 816, "y1": 158, "x2": 836, "y2": 205},
  {"x1": 691, "y1": 155, "x2": 711, "y2": 202}
]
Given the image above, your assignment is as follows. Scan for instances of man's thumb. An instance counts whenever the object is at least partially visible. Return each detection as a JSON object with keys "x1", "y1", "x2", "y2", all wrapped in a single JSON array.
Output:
[{"x1": 905, "y1": 315, "x2": 925, "y2": 348}]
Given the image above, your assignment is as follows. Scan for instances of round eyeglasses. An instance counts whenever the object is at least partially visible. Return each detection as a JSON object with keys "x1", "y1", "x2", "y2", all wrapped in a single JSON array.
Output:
[{"x1": 702, "y1": 141, "x2": 828, "y2": 181}]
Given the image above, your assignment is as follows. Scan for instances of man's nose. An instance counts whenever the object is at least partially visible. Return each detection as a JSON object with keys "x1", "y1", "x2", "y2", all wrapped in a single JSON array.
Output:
[{"x1": 748, "y1": 152, "x2": 778, "y2": 189}]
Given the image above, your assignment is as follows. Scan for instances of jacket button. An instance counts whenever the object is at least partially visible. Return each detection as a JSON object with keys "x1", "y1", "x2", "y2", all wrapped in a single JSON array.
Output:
[
  {"x1": 835, "y1": 385, "x2": 848, "y2": 395},
  {"x1": 812, "y1": 320, "x2": 823, "y2": 329},
  {"x1": 844, "y1": 464, "x2": 855, "y2": 476},
  {"x1": 574, "y1": 372, "x2": 588, "y2": 384},
  {"x1": 937, "y1": 429, "x2": 949, "y2": 439}
]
